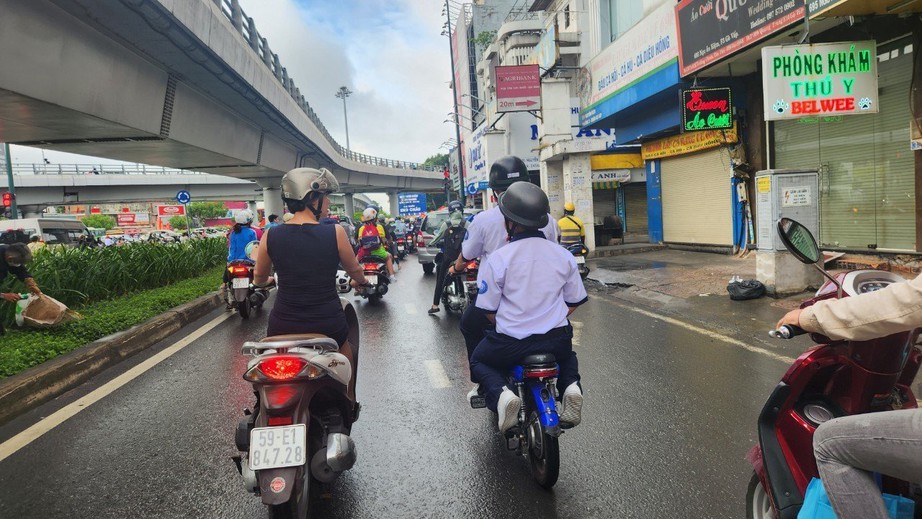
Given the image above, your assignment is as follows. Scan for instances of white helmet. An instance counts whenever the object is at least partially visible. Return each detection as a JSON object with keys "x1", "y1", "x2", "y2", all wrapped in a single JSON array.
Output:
[
  {"x1": 235, "y1": 210, "x2": 254, "y2": 225},
  {"x1": 362, "y1": 207, "x2": 378, "y2": 222},
  {"x1": 281, "y1": 167, "x2": 340, "y2": 200}
]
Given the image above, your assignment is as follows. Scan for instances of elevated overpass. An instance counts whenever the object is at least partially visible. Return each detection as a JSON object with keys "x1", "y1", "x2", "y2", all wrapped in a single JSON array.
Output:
[{"x1": 0, "y1": 0, "x2": 445, "y2": 216}]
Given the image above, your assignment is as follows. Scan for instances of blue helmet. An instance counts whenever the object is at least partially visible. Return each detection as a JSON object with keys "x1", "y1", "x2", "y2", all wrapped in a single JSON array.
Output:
[{"x1": 447, "y1": 200, "x2": 463, "y2": 214}]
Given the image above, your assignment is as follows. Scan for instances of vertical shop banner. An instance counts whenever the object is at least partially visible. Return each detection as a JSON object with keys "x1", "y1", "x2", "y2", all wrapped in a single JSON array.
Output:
[
  {"x1": 531, "y1": 23, "x2": 559, "y2": 71},
  {"x1": 578, "y1": 2, "x2": 677, "y2": 127},
  {"x1": 682, "y1": 88, "x2": 733, "y2": 131},
  {"x1": 496, "y1": 65, "x2": 541, "y2": 113},
  {"x1": 397, "y1": 193, "x2": 426, "y2": 216},
  {"x1": 675, "y1": 0, "x2": 805, "y2": 77},
  {"x1": 762, "y1": 41, "x2": 878, "y2": 121}
]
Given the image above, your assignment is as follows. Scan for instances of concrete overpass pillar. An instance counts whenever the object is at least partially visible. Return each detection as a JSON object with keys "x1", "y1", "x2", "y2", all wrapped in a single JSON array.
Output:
[
  {"x1": 388, "y1": 190, "x2": 399, "y2": 218},
  {"x1": 343, "y1": 194, "x2": 355, "y2": 220},
  {"x1": 19, "y1": 205, "x2": 43, "y2": 218},
  {"x1": 247, "y1": 200, "x2": 258, "y2": 217},
  {"x1": 256, "y1": 179, "x2": 284, "y2": 220}
]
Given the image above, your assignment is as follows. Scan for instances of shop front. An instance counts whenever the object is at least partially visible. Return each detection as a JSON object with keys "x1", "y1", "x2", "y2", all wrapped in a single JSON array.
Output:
[{"x1": 590, "y1": 154, "x2": 647, "y2": 240}]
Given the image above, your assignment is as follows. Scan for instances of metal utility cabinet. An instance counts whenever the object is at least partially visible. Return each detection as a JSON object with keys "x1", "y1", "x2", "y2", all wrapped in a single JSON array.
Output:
[{"x1": 754, "y1": 169, "x2": 823, "y2": 295}]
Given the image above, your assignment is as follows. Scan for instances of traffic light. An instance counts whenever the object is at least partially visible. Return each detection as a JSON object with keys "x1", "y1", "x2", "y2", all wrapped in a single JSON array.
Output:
[{"x1": 1, "y1": 192, "x2": 12, "y2": 207}]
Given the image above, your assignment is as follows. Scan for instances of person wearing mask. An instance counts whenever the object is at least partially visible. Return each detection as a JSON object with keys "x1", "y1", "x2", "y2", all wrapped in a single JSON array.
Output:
[
  {"x1": 777, "y1": 278, "x2": 922, "y2": 518},
  {"x1": 451, "y1": 156, "x2": 559, "y2": 401},
  {"x1": 355, "y1": 208, "x2": 396, "y2": 281},
  {"x1": 558, "y1": 202, "x2": 586, "y2": 246},
  {"x1": 428, "y1": 201, "x2": 468, "y2": 315},
  {"x1": 252, "y1": 168, "x2": 369, "y2": 367},
  {"x1": 469, "y1": 181, "x2": 585, "y2": 432},
  {"x1": 1, "y1": 243, "x2": 42, "y2": 335}
]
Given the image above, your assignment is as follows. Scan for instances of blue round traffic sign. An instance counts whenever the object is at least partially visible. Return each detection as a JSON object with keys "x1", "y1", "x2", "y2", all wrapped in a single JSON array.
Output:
[
  {"x1": 465, "y1": 183, "x2": 478, "y2": 196},
  {"x1": 176, "y1": 190, "x2": 191, "y2": 204}
]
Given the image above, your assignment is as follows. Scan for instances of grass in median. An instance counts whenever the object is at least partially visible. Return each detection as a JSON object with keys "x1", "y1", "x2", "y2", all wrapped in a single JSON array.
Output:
[{"x1": 0, "y1": 266, "x2": 225, "y2": 379}]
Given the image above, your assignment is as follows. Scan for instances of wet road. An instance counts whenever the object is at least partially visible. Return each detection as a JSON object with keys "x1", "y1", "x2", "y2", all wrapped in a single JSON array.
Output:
[{"x1": 0, "y1": 258, "x2": 800, "y2": 518}]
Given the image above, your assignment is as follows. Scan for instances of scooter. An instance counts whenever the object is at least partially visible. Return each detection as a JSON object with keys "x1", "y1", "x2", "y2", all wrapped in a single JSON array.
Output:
[
  {"x1": 566, "y1": 242, "x2": 590, "y2": 279},
  {"x1": 226, "y1": 260, "x2": 270, "y2": 319},
  {"x1": 470, "y1": 354, "x2": 565, "y2": 489},
  {"x1": 745, "y1": 218, "x2": 922, "y2": 519},
  {"x1": 394, "y1": 234, "x2": 408, "y2": 260},
  {"x1": 356, "y1": 258, "x2": 389, "y2": 302},
  {"x1": 442, "y1": 257, "x2": 480, "y2": 314},
  {"x1": 233, "y1": 299, "x2": 360, "y2": 519}
]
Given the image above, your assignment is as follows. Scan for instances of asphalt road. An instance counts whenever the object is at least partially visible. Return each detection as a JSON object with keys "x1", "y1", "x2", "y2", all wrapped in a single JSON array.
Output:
[{"x1": 0, "y1": 257, "x2": 798, "y2": 518}]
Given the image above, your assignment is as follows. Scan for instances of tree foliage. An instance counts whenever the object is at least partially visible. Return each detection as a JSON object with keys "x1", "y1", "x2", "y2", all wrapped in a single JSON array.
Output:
[
  {"x1": 168, "y1": 215, "x2": 189, "y2": 231},
  {"x1": 188, "y1": 201, "x2": 227, "y2": 220},
  {"x1": 422, "y1": 153, "x2": 449, "y2": 168},
  {"x1": 81, "y1": 214, "x2": 117, "y2": 230},
  {"x1": 472, "y1": 31, "x2": 497, "y2": 51}
]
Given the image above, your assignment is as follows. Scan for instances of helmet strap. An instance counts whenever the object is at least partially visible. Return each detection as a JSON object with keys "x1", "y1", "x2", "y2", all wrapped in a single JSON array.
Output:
[
  {"x1": 307, "y1": 193, "x2": 325, "y2": 219},
  {"x1": 504, "y1": 219, "x2": 516, "y2": 241}
]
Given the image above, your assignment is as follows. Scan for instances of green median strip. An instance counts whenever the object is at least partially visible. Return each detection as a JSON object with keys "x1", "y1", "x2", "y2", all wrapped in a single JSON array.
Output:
[{"x1": 0, "y1": 266, "x2": 224, "y2": 379}]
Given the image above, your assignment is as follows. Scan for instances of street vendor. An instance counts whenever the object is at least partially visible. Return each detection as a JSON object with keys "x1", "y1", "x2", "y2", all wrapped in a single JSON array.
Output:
[{"x1": 1, "y1": 243, "x2": 43, "y2": 334}]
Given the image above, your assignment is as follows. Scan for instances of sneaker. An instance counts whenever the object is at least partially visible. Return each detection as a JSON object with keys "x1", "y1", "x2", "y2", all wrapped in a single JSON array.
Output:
[
  {"x1": 389, "y1": 275, "x2": 397, "y2": 283},
  {"x1": 497, "y1": 388, "x2": 522, "y2": 433},
  {"x1": 428, "y1": 306, "x2": 440, "y2": 315},
  {"x1": 559, "y1": 383, "x2": 583, "y2": 427},
  {"x1": 466, "y1": 383, "x2": 480, "y2": 402}
]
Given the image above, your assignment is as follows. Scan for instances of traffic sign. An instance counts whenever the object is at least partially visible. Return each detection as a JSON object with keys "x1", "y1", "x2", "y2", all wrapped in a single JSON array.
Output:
[
  {"x1": 465, "y1": 183, "x2": 478, "y2": 196},
  {"x1": 496, "y1": 64, "x2": 541, "y2": 113},
  {"x1": 176, "y1": 190, "x2": 191, "y2": 204}
]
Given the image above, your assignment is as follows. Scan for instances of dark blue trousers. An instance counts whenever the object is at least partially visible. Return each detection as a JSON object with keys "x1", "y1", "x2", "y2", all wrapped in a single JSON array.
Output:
[
  {"x1": 460, "y1": 304, "x2": 492, "y2": 381},
  {"x1": 470, "y1": 326, "x2": 580, "y2": 412}
]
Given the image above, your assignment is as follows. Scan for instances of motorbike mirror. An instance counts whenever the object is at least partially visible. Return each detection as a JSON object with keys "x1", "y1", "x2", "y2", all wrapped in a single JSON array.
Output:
[{"x1": 777, "y1": 218, "x2": 821, "y2": 264}]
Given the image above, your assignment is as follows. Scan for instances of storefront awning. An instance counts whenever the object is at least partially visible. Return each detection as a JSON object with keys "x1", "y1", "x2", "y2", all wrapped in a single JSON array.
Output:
[{"x1": 590, "y1": 153, "x2": 643, "y2": 170}]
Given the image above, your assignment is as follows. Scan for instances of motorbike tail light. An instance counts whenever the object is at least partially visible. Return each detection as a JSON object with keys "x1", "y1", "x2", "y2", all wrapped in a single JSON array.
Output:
[
  {"x1": 267, "y1": 416, "x2": 294, "y2": 426},
  {"x1": 465, "y1": 260, "x2": 479, "y2": 270},
  {"x1": 259, "y1": 357, "x2": 307, "y2": 380},
  {"x1": 524, "y1": 367, "x2": 559, "y2": 379},
  {"x1": 230, "y1": 265, "x2": 250, "y2": 276}
]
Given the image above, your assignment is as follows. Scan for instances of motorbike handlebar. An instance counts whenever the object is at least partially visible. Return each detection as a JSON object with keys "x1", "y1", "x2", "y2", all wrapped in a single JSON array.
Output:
[{"x1": 768, "y1": 325, "x2": 806, "y2": 339}]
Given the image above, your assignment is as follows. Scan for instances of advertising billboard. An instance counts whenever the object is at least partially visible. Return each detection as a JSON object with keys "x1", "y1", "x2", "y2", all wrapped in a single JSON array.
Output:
[{"x1": 397, "y1": 192, "x2": 426, "y2": 216}]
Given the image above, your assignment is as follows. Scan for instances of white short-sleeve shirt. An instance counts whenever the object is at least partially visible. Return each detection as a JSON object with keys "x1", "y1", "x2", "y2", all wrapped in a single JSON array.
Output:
[
  {"x1": 474, "y1": 232, "x2": 588, "y2": 339},
  {"x1": 461, "y1": 206, "x2": 559, "y2": 263}
]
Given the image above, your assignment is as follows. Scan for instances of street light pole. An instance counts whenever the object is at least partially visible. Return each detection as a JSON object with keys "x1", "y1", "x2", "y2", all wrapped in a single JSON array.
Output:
[
  {"x1": 444, "y1": 0, "x2": 466, "y2": 201},
  {"x1": 335, "y1": 86, "x2": 353, "y2": 151}
]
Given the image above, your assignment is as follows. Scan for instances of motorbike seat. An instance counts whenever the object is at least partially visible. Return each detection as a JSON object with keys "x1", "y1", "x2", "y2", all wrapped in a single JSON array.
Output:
[
  {"x1": 359, "y1": 257, "x2": 385, "y2": 264},
  {"x1": 261, "y1": 333, "x2": 329, "y2": 342},
  {"x1": 521, "y1": 353, "x2": 556, "y2": 366},
  {"x1": 244, "y1": 334, "x2": 340, "y2": 355}
]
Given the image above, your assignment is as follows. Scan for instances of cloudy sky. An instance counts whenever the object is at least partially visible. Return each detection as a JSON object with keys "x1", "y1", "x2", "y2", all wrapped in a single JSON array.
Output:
[{"x1": 10, "y1": 0, "x2": 455, "y2": 167}]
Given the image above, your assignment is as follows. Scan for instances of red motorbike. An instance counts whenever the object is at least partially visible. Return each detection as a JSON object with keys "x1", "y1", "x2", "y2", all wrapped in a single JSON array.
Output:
[
  {"x1": 356, "y1": 258, "x2": 389, "y2": 302},
  {"x1": 746, "y1": 218, "x2": 921, "y2": 518}
]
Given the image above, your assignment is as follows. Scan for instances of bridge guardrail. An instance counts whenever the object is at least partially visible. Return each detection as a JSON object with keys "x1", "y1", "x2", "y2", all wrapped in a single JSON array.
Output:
[
  {"x1": 215, "y1": 0, "x2": 442, "y2": 174},
  {"x1": 10, "y1": 164, "x2": 206, "y2": 175}
]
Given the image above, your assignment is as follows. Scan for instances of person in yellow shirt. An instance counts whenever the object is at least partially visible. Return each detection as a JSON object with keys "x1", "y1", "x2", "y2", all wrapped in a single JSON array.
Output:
[{"x1": 557, "y1": 202, "x2": 585, "y2": 246}]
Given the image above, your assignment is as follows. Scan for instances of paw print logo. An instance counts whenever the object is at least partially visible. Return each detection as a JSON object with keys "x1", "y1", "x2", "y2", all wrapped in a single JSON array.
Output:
[
  {"x1": 858, "y1": 97, "x2": 873, "y2": 110},
  {"x1": 772, "y1": 99, "x2": 790, "y2": 114}
]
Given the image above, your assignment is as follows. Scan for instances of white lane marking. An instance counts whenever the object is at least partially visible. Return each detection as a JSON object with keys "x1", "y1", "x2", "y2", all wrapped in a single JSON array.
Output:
[
  {"x1": 571, "y1": 320, "x2": 583, "y2": 347},
  {"x1": 589, "y1": 294, "x2": 796, "y2": 364},
  {"x1": 404, "y1": 303, "x2": 418, "y2": 315},
  {"x1": 0, "y1": 312, "x2": 231, "y2": 463},
  {"x1": 424, "y1": 360, "x2": 451, "y2": 389}
]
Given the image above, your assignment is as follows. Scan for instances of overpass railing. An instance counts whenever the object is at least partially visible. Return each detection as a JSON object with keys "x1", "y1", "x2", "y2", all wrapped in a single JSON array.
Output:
[
  {"x1": 10, "y1": 164, "x2": 207, "y2": 175},
  {"x1": 215, "y1": 0, "x2": 442, "y2": 174}
]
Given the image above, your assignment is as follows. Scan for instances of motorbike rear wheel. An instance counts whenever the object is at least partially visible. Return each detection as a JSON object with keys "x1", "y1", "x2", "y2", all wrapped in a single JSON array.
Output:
[
  {"x1": 237, "y1": 298, "x2": 251, "y2": 319},
  {"x1": 526, "y1": 410, "x2": 559, "y2": 489},
  {"x1": 268, "y1": 468, "x2": 320, "y2": 519},
  {"x1": 423, "y1": 263, "x2": 434, "y2": 275},
  {"x1": 745, "y1": 472, "x2": 776, "y2": 519}
]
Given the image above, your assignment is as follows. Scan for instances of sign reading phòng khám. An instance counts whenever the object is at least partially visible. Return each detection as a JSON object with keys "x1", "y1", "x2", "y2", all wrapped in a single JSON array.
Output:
[
  {"x1": 762, "y1": 41, "x2": 878, "y2": 121},
  {"x1": 682, "y1": 88, "x2": 733, "y2": 132}
]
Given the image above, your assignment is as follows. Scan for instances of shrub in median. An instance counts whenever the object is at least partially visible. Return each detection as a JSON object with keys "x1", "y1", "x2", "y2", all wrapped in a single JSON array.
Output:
[{"x1": 0, "y1": 267, "x2": 224, "y2": 378}]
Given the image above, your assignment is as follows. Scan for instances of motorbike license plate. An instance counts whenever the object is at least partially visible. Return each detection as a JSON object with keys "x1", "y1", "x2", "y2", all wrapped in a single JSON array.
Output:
[
  {"x1": 575, "y1": 256, "x2": 586, "y2": 265},
  {"x1": 249, "y1": 424, "x2": 307, "y2": 471},
  {"x1": 365, "y1": 274, "x2": 378, "y2": 285},
  {"x1": 397, "y1": 245, "x2": 405, "y2": 252},
  {"x1": 232, "y1": 278, "x2": 250, "y2": 289}
]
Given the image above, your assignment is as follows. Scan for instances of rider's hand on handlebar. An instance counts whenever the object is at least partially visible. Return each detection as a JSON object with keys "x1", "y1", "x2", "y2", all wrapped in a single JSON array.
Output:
[{"x1": 776, "y1": 308, "x2": 803, "y2": 331}]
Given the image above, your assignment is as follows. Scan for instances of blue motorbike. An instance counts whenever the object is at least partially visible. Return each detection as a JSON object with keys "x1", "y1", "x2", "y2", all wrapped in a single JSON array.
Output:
[{"x1": 471, "y1": 353, "x2": 563, "y2": 488}]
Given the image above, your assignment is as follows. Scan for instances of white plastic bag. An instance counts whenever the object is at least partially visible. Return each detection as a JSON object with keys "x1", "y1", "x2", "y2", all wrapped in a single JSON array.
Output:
[{"x1": 14, "y1": 294, "x2": 31, "y2": 327}]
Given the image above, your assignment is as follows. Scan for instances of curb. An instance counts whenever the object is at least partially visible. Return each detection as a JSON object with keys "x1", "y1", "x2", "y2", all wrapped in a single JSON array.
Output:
[
  {"x1": 0, "y1": 292, "x2": 223, "y2": 427},
  {"x1": 589, "y1": 245, "x2": 666, "y2": 259}
]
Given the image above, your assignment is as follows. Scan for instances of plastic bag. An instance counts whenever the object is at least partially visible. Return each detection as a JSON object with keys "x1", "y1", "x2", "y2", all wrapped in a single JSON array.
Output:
[
  {"x1": 19, "y1": 294, "x2": 82, "y2": 328},
  {"x1": 727, "y1": 279, "x2": 765, "y2": 300},
  {"x1": 14, "y1": 294, "x2": 30, "y2": 327},
  {"x1": 798, "y1": 477, "x2": 915, "y2": 519}
]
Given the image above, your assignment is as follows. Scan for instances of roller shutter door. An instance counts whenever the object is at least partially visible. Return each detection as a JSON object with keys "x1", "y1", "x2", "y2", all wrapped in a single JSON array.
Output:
[
  {"x1": 623, "y1": 183, "x2": 648, "y2": 234},
  {"x1": 660, "y1": 148, "x2": 733, "y2": 245}
]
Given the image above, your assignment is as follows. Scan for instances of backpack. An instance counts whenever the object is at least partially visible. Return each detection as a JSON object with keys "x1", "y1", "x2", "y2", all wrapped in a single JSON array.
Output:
[
  {"x1": 442, "y1": 223, "x2": 466, "y2": 256},
  {"x1": 359, "y1": 224, "x2": 382, "y2": 250}
]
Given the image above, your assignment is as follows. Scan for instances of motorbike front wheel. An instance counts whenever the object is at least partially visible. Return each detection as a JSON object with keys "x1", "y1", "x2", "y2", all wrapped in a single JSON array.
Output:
[
  {"x1": 745, "y1": 472, "x2": 776, "y2": 519},
  {"x1": 526, "y1": 410, "x2": 559, "y2": 489}
]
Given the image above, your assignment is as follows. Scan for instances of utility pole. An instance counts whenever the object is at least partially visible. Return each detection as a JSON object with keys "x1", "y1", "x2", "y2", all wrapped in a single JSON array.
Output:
[
  {"x1": 444, "y1": 0, "x2": 466, "y2": 202},
  {"x1": 3, "y1": 143, "x2": 18, "y2": 219},
  {"x1": 335, "y1": 86, "x2": 353, "y2": 151}
]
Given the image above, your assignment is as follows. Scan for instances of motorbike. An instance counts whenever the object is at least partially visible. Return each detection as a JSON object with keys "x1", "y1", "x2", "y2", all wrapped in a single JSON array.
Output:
[
  {"x1": 356, "y1": 258, "x2": 389, "y2": 302},
  {"x1": 745, "y1": 217, "x2": 922, "y2": 519},
  {"x1": 566, "y1": 242, "x2": 590, "y2": 279},
  {"x1": 233, "y1": 299, "x2": 360, "y2": 519},
  {"x1": 442, "y1": 257, "x2": 480, "y2": 314},
  {"x1": 470, "y1": 354, "x2": 565, "y2": 489},
  {"x1": 394, "y1": 234, "x2": 408, "y2": 260},
  {"x1": 226, "y1": 260, "x2": 270, "y2": 319},
  {"x1": 404, "y1": 229, "x2": 417, "y2": 254}
]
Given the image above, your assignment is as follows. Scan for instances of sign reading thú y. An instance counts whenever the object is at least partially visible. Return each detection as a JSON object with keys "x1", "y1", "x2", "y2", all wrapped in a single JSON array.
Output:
[
  {"x1": 762, "y1": 41, "x2": 878, "y2": 121},
  {"x1": 496, "y1": 65, "x2": 541, "y2": 113},
  {"x1": 682, "y1": 88, "x2": 733, "y2": 131}
]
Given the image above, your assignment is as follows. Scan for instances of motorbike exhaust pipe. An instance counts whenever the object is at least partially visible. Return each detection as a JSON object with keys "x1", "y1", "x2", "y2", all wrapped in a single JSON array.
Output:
[
  {"x1": 232, "y1": 454, "x2": 259, "y2": 493},
  {"x1": 309, "y1": 433, "x2": 357, "y2": 482}
]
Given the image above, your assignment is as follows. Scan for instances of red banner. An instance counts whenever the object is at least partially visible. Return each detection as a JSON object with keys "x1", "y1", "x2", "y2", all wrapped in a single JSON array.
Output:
[
  {"x1": 117, "y1": 214, "x2": 136, "y2": 226},
  {"x1": 158, "y1": 205, "x2": 186, "y2": 216}
]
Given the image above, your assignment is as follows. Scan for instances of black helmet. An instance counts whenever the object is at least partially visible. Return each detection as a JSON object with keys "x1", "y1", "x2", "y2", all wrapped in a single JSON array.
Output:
[
  {"x1": 497, "y1": 181, "x2": 549, "y2": 230},
  {"x1": 489, "y1": 156, "x2": 528, "y2": 191},
  {"x1": 447, "y1": 200, "x2": 463, "y2": 214}
]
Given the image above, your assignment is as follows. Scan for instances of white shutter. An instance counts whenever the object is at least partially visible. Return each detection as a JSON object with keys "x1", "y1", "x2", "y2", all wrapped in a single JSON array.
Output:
[
  {"x1": 661, "y1": 148, "x2": 734, "y2": 245},
  {"x1": 624, "y1": 183, "x2": 648, "y2": 233}
]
